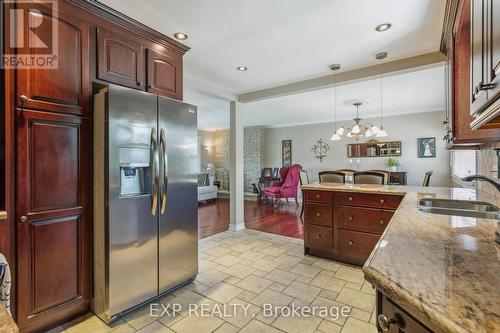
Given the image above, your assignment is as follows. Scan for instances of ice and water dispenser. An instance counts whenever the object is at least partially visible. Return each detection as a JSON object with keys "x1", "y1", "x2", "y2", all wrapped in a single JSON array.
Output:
[{"x1": 119, "y1": 147, "x2": 151, "y2": 196}]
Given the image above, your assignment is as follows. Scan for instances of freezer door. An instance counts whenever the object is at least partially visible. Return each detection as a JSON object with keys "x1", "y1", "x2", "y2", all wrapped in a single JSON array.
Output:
[
  {"x1": 158, "y1": 97, "x2": 198, "y2": 293},
  {"x1": 107, "y1": 84, "x2": 159, "y2": 317}
]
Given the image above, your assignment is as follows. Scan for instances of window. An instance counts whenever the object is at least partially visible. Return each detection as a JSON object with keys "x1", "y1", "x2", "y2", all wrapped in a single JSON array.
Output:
[{"x1": 451, "y1": 150, "x2": 476, "y2": 178}]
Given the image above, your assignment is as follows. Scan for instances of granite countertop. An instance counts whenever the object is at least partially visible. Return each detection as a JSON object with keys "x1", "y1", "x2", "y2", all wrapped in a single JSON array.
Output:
[
  {"x1": 0, "y1": 304, "x2": 17, "y2": 333},
  {"x1": 302, "y1": 182, "x2": 499, "y2": 333}
]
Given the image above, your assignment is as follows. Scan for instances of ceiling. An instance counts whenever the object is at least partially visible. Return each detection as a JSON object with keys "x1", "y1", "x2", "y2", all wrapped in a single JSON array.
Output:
[
  {"x1": 99, "y1": 0, "x2": 446, "y2": 94},
  {"x1": 188, "y1": 66, "x2": 446, "y2": 130}
]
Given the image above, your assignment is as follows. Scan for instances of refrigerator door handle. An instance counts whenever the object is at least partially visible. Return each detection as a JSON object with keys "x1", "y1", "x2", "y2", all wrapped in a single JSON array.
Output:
[
  {"x1": 160, "y1": 128, "x2": 168, "y2": 214},
  {"x1": 150, "y1": 127, "x2": 159, "y2": 215}
]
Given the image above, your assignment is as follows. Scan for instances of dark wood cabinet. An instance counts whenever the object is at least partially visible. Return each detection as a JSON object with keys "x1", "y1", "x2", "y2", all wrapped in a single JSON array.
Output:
[
  {"x1": 147, "y1": 48, "x2": 183, "y2": 100},
  {"x1": 303, "y1": 190, "x2": 402, "y2": 266},
  {"x1": 15, "y1": 109, "x2": 90, "y2": 332},
  {"x1": 97, "y1": 27, "x2": 145, "y2": 90},
  {"x1": 15, "y1": 2, "x2": 90, "y2": 116}
]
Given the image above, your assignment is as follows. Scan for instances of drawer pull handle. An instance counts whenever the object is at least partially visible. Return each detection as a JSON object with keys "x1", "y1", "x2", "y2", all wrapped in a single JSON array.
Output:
[
  {"x1": 348, "y1": 216, "x2": 353, "y2": 221},
  {"x1": 377, "y1": 314, "x2": 399, "y2": 332},
  {"x1": 316, "y1": 212, "x2": 321, "y2": 217},
  {"x1": 380, "y1": 219, "x2": 385, "y2": 225},
  {"x1": 316, "y1": 234, "x2": 322, "y2": 239},
  {"x1": 316, "y1": 194, "x2": 320, "y2": 199},
  {"x1": 20, "y1": 216, "x2": 28, "y2": 223},
  {"x1": 380, "y1": 199, "x2": 385, "y2": 204},
  {"x1": 348, "y1": 240, "x2": 353, "y2": 246},
  {"x1": 348, "y1": 196, "x2": 353, "y2": 201}
]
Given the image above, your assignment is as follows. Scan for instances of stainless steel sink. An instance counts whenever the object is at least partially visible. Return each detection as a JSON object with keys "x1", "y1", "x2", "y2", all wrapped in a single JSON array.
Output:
[{"x1": 419, "y1": 198, "x2": 500, "y2": 220}]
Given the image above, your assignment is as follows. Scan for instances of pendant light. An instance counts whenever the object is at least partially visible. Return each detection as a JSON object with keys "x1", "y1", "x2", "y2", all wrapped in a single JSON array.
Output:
[
  {"x1": 330, "y1": 64, "x2": 342, "y2": 141},
  {"x1": 375, "y1": 52, "x2": 389, "y2": 138}
]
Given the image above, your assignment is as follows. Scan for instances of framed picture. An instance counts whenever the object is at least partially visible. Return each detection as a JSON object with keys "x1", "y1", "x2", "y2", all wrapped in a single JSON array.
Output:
[
  {"x1": 282, "y1": 140, "x2": 292, "y2": 167},
  {"x1": 417, "y1": 137, "x2": 436, "y2": 158}
]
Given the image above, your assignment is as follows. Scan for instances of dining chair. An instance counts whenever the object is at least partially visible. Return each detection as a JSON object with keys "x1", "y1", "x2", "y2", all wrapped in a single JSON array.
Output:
[
  {"x1": 368, "y1": 169, "x2": 390, "y2": 185},
  {"x1": 318, "y1": 171, "x2": 346, "y2": 183},
  {"x1": 299, "y1": 170, "x2": 309, "y2": 218},
  {"x1": 422, "y1": 171, "x2": 433, "y2": 187},
  {"x1": 353, "y1": 171, "x2": 385, "y2": 185}
]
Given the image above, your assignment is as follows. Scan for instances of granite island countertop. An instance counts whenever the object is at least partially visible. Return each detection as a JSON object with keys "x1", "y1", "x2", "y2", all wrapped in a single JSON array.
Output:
[
  {"x1": 0, "y1": 304, "x2": 17, "y2": 333},
  {"x1": 301, "y1": 183, "x2": 500, "y2": 333}
]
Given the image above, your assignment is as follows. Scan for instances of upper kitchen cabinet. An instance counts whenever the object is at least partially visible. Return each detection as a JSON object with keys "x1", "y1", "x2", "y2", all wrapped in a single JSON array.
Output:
[
  {"x1": 147, "y1": 48, "x2": 183, "y2": 100},
  {"x1": 97, "y1": 27, "x2": 146, "y2": 90},
  {"x1": 470, "y1": 0, "x2": 500, "y2": 129},
  {"x1": 14, "y1": 2, "x2": 90, "y2": 115}
]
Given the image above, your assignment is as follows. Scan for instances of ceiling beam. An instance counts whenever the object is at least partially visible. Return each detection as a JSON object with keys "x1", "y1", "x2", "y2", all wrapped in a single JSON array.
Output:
[{"x1": 237, "y1": 51, "x2": 447, "y2": 103}]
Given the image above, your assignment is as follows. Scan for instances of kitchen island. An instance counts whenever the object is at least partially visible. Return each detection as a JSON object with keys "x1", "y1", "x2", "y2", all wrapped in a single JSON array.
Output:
[{"x1": 301, "y1": 183, "x2": 499, "y2": 333}]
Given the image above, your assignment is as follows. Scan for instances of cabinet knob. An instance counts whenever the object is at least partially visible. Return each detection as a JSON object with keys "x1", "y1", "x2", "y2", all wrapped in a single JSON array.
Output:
[
  {"x1": 20, "y1": 95, "x2": 28, "y2": 105},
  {"x1": 20, "y1": 216, "x2": 28, "y2": 223},
  {"x1": 316, "y1": 212, "x2": 321, "y2": 217},
  {"x1": 377, "y1": 314, "x2": 399, "y2": 332},
  {"x1": 348, "y1": 240, "x2": 353, "y2": 246},
  {"x1": 316, "y1": 194, "x2": 320, "y2": 199},
  {"x1": 348, "y1": 216, "x2": 353, "y2": 221},
  {"x1": 136, "y1": 81, "x2": 142, "y2": 86},
  {"x1": 148, "y1": 84, "x2": 153, "y2": 89},
  {"x1": 380, "y1": 219, "x2": 385, "y2": 225},
  {"x1": 316, "y1": 234, "x2": 322, "y2": 239},
  {"x1": 380, "y1": 199, "x2": 385, "y2": 204},
  {"x1": 348, "y1": 196, "x2": 353, "y2": 201}
]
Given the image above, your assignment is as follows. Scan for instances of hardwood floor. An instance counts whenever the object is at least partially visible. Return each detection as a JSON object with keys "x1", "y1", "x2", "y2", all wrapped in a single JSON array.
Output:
[{"x1": 198, "y1": 198, "x2": 304, "y2": 239}]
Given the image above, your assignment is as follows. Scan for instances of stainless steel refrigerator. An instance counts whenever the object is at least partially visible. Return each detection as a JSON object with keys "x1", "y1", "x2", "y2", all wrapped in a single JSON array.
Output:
[{"x1": 92, "y1": 84, "x2": 198, "y2": 323}]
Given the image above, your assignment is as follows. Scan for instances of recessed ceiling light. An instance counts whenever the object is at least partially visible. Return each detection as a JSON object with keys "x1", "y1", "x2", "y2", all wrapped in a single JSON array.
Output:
[
  {"x1": 236, "y1": 66, "x2": 248, "y2": 71},
  {"x1": 173, "y1": 32, "x2": 188, "y2": 40},
  {"x1": 376, "y1": 52, "x2": 388, "y2": 60},
  {"x1": 329, "y1": 64, "x2": 341, "y2": 71},
  {"x1": 375, "y1": 23, "x2": 392, "y2": 32}
]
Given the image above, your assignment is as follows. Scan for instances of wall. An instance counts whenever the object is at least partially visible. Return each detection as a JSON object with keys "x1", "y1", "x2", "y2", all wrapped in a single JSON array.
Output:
[
  {"x1": 265, "y1": 111, "x2": 451, "y2": 187},
  {"x1": 214, "y1": 129, "x2": 230, "y2": 190},
  {"x1": 198, "y1": 130, "x2": 215, "y2": 172},
  {"x1": 477, "y1": 142, "x2": 499, "y2": 195}
]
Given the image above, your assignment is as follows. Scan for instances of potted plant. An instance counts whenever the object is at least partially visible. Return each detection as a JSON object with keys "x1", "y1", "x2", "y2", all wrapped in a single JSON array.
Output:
[{"x1": 385, "y1": 157, "x2": 400, "y2": 172}]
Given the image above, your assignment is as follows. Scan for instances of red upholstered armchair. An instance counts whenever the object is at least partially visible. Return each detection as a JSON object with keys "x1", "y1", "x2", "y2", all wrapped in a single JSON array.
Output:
[
  {"x1": 264, "y1": 164, "x2": 302, "y2": 207},
  {"x1": 270, "y1": 167, "x2": 289, "y2": 187}
]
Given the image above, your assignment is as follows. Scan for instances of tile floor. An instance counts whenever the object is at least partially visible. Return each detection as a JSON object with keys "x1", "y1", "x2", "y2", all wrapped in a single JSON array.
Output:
[{"x1": 56, "y1": 229, "x2": 377, "y2": 333}]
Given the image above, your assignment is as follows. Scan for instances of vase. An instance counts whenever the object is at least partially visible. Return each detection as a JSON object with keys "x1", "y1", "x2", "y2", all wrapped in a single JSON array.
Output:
[{"x1": 389, "y1": 166, "x2": 397, "y2": 172}]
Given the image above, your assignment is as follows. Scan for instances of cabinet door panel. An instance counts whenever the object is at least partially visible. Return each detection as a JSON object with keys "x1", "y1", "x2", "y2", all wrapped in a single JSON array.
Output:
[
  {"x1": 16, "y1": 109, "x2": 90, "y2": 331},
  {"x1": 471, "y1": 0, "x2": 488, "y2": 114},
  {"x1": 488, "y1": 0, "x2": 500, "y2": 101},
  {"x1": 97, "y1": 27, "x2": 145, "y2": 89},
  {"x1": 15, "y1": 3, "x2": 89, "y2": 115},
  {"x1": 147, "y1": 48, "x2": 182, "y2": 99}
]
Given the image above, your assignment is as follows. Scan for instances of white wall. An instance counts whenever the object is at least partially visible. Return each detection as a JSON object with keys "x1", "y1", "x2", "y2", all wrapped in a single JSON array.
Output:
[
  {"x1": 198, "y1": 130, "x2": 215, "y2": 172},
  {"x1": 265, "y1": 111, "x2": 451, "y2": 187}
]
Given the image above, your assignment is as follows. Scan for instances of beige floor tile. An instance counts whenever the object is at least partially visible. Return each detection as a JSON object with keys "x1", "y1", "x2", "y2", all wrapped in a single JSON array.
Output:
[
  {"x1": 198, "y1": 260, "x2": 218, "y2": 272},
  {"x1": 238, "y1": 251, "x2": 266, "y2": 262},
  {"x1": 336, "y1": 288, "x2": 375, "y2": 312},
  {"x1": 251, "y1": 258, "x2": 280, "y2": 272},
  {"x1": 316, "y1": 319, "x2": 342, "y2": 333},
  {"x1": 196, "y1": 270, "x2": 230, "y2": 287},
  {"x1": 309, "y1": 275, "x2": 346, "y2": 293},
  {"x1": 230, "y1": 243, "x2": 254, "y2": 252},
  {"x1": 274, "y1": 254, "x2": 302, "y2": 266},
  {"x1": 272, "y1": 313, "x2": 322, "y2": 333},
  {"x1": 223, "y1": 263, "x2": 256, "y2": 279},
  {"x1": 169, "y1": 314, "x2": 224, "y2": 333},
  {"x1": 206, "y1": 246, "x2": 232, "y2": 258},
  {"x1": 312, "y1": 259, "x2": 341, "y2": 272},
  {"x1": 214, "y1": 322, "x2": 240, "y2": 333},
  {"x1": 334, "y1": 267, "x2": 365, "y2": 285},
  {"x1": 136, "y1": 321, "x2": 174, "y2": 333},
  {"x1": 310, "y1": 297, "x2": 351, "y2": 326},
  {"x1": 290, "y1": 263, "x2": 321, "y2": 278},
  {"x1": 264, "y1": 268, "x2": 298, "y2": 285},
  {"x1": 237, "y1": 290, "x2": 258, "y2": 303},
  {"x1": 300, "y1": 258, "x2": 317, "y2": 265},
  {"x1": 201, "y1": 282, "x2": 244, "y2": 303},
  {"x1": 260, "y1": 246, "x2": 287, "y2": 256},
  {"x1": 236, "y1": 274, "x2": 273, "y2": 294},
  {"x1": 224, "y1": 276, "x2": 242, "y2": 285},
  {"x1": 295, "y1": 275, "x2": 313, "y2": 284},
  {"x1": 361, "y1": 281, "x2": 376, "y2": 295},
  {"x1": 252, "y1": 269, "x2": 269, "y2": 277},
  {"x1": 263, "y1": 254, "x2": 278, "y2": 260},
  {"x1": 283, "y1": 281, "x2": 321, "y2": 302},
  {"x1": 344, "y1": 282, "x2": 362, "y2": 291},
  {"x1": 340, "y1": 317, "x2": 377, "y2": 333},
  {"x1": 216, "y1": 298, "x2": 261, "y2": 328},
  {"x1": 318, "y1": 269, "x2": 335, "y2": 277},
  {"x1": 268, "y1": 282, "x2": 287, "y2": 292},
  {"x1": 215, "y1": 254, "x2": 241, "y2": 266},
  {"x1": 110, "y1": 322, "x2": 136, "y2": 333},
  {"x1": 318, "y1": 289, "x2": 339, "y2": 301},
  {"x1": 64, "y1": 315, "x2": 112, "y2": 333},
  {"x1": 239, "y1": 319, "x2": 283, "y2": 333},
  {"x1": 122, "y1": 303, "x2": 158, "y2": 330},
  {"x1": 348, "y1": 307, "x2": 371, "y2": 322},
  {"x1": 251, "y1": 289, "x2": 294, "y2": 308}
]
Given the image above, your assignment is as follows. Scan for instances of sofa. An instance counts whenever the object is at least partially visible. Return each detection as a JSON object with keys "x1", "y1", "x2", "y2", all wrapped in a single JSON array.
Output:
[{"x1": 198, "y1": 173, "x2": 218, "y2": 203}]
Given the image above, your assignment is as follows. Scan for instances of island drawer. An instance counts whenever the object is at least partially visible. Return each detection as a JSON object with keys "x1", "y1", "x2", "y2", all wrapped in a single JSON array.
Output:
[
  {"x1": 335, "y1": 206, "x2": 393, "y2": 234},
  {"x1": 305, "y1": 224, "x2": 332, "y2": 249},
  {"x1": 337, "y1": 230, "x2": 379, "y2": 265},
  {"x1": 304, "y1": 190, "x2": 333, "y2": 203},
  {"x1": 305, "y1": 203, "x2": 332, "y2": 227},
  {"x1": 333, "y1": 192, "x2": 402, "y2": 209}
]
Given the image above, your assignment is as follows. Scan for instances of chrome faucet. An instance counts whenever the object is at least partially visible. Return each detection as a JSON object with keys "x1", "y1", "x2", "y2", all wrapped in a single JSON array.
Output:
[{"x1": 461, "y1": 175, "x2": 500, "y2": 192}]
